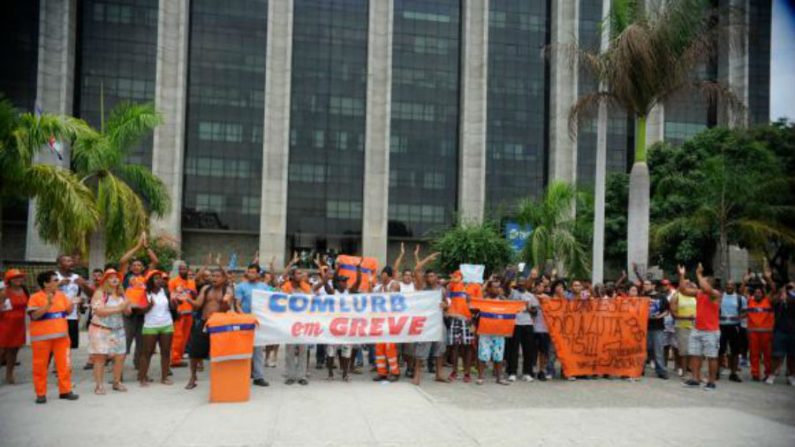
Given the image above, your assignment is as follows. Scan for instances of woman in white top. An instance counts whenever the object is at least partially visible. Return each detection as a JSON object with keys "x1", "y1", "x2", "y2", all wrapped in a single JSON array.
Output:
[{"x1": 138, "y1": 271, "x2": 176, "y2": 386}]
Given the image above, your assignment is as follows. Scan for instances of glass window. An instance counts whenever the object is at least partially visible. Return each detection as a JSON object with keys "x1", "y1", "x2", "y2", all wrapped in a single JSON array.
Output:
[
  {"x1": 286, "y1": 0, "x2": 369, "y2": 253},
  {"x1": 182, "y1": 0, "x2": 267, "y2": 232},
  {"x1": 77, "y1": 0, "x2": 159, "y2": 167},
  {"x1": 389, "y1": 0, "x2": 460, "y2": 238}
]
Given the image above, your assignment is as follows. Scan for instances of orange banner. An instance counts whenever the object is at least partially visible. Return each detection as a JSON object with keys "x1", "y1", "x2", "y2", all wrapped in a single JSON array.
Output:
[
  {"x1": 470, "y1": 298, "x2": 527, "y2": 336},
  {"x1": 540, "y1": 297, "x2": 649, "y2": 377}
]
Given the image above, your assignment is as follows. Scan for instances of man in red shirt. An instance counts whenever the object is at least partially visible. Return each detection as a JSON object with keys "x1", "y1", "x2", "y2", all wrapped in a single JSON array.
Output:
[{"x1": 679, "y1": 263, "x2": 722, "y2": 391}]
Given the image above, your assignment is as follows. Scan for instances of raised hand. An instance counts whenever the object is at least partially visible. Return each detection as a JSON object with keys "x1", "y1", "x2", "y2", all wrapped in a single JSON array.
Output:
[
  {"x1": 677, "y1": 265, "x2": 686, "y2": 277},
  {"x1": 696, "y1": 263, "x2": 704, "y2": 276}
]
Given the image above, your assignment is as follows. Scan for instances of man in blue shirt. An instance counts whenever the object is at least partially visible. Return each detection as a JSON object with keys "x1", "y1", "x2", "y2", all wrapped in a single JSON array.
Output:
[
  {"x1": 235, "y1": 263, "x2": 274, "y2": 387},
  {"x1": 719, "y1": 281, "x2": 746, "y2": 382}
]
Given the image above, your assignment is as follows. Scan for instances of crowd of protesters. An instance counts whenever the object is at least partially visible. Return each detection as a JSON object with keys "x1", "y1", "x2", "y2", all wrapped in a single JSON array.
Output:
[{"x1": 1, "y1": 234, "x2": 794, "y2": 403}]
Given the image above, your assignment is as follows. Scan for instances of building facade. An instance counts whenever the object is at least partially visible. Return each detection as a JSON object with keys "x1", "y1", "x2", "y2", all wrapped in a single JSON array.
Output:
[{"x1": 0, "y1": 0, "x2": 772, "y2": 267}]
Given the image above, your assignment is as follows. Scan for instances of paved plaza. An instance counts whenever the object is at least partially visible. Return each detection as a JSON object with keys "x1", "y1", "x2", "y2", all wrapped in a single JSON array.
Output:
[{"x1": 1, "y1": 336, "x2": 794, "y2": 447}]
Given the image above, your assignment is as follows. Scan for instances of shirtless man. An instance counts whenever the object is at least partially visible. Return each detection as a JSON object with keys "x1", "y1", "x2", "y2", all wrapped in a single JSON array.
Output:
[
  {"x1": 411, "y1": 247, "x2": 447, "y2": 385},
  {"x1": 184, "y1": 269, "x2": 238, "y2": 390}
]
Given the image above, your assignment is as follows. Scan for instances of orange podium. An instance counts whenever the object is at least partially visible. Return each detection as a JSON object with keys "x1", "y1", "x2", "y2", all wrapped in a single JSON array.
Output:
[{"x1": 206, "y1": 312, "x2": 257, "y2": 403}]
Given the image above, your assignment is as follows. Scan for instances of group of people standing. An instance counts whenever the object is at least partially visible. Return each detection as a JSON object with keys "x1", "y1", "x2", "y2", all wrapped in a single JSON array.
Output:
[{"x1": 1, "y1": 236, "x2": 795, "y2": 403}]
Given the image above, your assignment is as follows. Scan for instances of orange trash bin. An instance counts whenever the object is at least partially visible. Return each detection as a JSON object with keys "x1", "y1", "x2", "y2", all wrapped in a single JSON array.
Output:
[{"x1": 206, "y1": 312, "x2": 258, "y2": 403}]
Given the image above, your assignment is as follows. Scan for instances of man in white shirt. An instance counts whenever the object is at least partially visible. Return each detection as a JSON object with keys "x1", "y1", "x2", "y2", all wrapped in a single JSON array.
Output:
[{"x1": 55, "y1": 255, "x2": 94, "y2": 351}]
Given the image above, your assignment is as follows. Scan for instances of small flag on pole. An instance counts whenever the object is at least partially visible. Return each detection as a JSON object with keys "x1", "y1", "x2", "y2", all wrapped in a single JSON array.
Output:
[{"x1": 48, "y1": 135, "x2": 63, "y2": 161}]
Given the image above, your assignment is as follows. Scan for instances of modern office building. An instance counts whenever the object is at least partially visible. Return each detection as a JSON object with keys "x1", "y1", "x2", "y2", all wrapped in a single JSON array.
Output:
[{"x1": 0, "y1": 0, "x2": 772, "y2": 267}]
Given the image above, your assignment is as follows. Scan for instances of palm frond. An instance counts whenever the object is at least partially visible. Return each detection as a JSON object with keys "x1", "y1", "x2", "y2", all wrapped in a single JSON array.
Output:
[
  {"x1": 105, "y1": 102, "x2": 162, "y2": 155},
  {"x1": 23, "y1": 164, "x2": 98, "y2": 255},
  {"x1": 97, "y1": 174, "x2": 149, "y2": 258},
  {"x1": 116, "y1": 164, "x2": 171, "y2": 216},
  {"x1": 11, "y1": 113, "x2": 92, "y2": 165}
]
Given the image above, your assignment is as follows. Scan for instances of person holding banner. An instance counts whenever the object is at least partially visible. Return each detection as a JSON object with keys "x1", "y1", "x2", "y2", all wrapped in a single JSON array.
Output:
[
  {"x1": 184, "y1": 269, "x2": 237, "y2": 390},
  {"x1": 471, "y1": 279, "x2": 525, "y2": 386},
  {"x1": 235, "y1": 264, "x2": 273, "y2": 387},
  {"x1": 505, "y1": 271, "x2": 540, "y2": 383},
  {"x1": 372, "y1": 264, "x2": 401, "y2": 383},
  {"x1": 316, "y1": 266, "x2": 358, "y2": 382},
  {"x1": 679, "y1": 264, "x2": 722, "y2": 391},
  {"x1": 410, "y1": 249, "x2": 448, "y2": 386},
  {"x1": 282, "y1": 265, "x2": 313, "y2": 386},
  {"x1": 446, "y1": 270, "x2": 477, "y2": 383}
]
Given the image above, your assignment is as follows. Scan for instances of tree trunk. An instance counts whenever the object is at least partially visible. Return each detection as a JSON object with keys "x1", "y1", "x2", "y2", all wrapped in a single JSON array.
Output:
[
  {"x1": 627, "y1": 115, "x2": 649, "y2": 274},
  {"x1": 88, "y1": 229, "x2": 107, "y2": 272},
  {"x1": 717, "y1": 228, "x2": 728, "y2": 284},
  {"x1": 592, "y1": 101, "x2": 608, "y2": 284}
]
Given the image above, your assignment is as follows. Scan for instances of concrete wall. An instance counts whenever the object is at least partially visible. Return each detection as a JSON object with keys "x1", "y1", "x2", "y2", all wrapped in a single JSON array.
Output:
[
  {"x1": 259, "y1": 0, "x2": 293, "y2": 268},
  {"x1": 151, "y1": 0, "x2": 190, "y2": 243},
  {"x1": 25, "y1": 0, "x2": 77, "y2": 262},
  {"x1": 361, "y1": 0, "x2": 394, "y2": 266},
  {"x1": 457, "y1": 0, "x2": 489, "y2": 223},
  {"x1": 181, "y1": 232, "x2": 259, "y2": 267}
]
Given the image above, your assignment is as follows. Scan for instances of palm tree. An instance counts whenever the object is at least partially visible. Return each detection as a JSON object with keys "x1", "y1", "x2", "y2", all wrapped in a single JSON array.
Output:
[
  {"x1": 71, "y1": 102, "x2": 169, "y2": 263},
  {"x1": 516, "y1": 180, "x2": 590, "y2": 278},
  {"x1": 569, "y1": 0, "x2": 743, "y2": 273},
  {"x1": 0, "y1": 95, "x2": 98, "y2": 257}
]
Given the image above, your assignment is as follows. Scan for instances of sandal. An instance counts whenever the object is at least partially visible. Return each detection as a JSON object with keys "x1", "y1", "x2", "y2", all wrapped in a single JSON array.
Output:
[
  {"x1": 463, "y1": 374, "x2": 472, "y2": 383},
  {"x1": 434, "y1": 376, "x2": 451, "y2": 383},
  {"x1": 112, "y1": 382, "x2": 127, "y2": 392},
  {"x1": 497, "y1": 379, "x2": 510, "y2": 386},
  {"x1": 161, "y1": 378, "x2": 173, "y2": 385},
  {"x1": 476, "y1": 379, "x2": 484, "y2": 385},
  {"x1": 94, "y1": 386, "x2": 106, "y2": 395}
]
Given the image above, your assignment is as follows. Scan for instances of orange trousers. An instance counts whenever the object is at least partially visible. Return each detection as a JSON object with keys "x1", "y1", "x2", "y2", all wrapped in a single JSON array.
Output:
[
  {"x1": 748, "y1": 331, "x2": 773, "y2": 378},
  {"x1": 171, "y1": 314, "x2": 193, "y2": 365},
  {"x1": 32, "y1": 337, "x2": 71, "y2": 396},
  {"x1": 375, "y1": 343, "x2": 399, "y2": 376}
]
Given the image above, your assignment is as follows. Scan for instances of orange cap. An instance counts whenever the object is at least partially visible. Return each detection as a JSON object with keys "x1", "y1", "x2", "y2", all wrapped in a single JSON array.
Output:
[
  {"x1": 144, "y1": 270, "x2": 166, "y2": 283},
  {"x1": 451, "y1": 270, "x2": 463, "y2": 282},
  {"x1": 99, "y1": 269, "x2": 123, "y2": 285},
  {"x1": 3, "y1": 269, "x2": 25, "y2": 282}
]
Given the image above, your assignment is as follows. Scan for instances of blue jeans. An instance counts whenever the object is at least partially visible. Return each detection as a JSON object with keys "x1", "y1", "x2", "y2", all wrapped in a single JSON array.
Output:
[
  {"x1": 647, "y1": 329, "x2": 667, "y2": 375},
  {"x1": 252, "y1": 346, "x2": 266, "y2": 381}
]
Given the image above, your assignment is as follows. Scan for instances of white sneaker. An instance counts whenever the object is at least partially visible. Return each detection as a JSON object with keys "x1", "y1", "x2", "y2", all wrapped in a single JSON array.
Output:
[
  {"x1": 522, "y1": 374, "x2": 534, "y2": 382},
  {"x1": 764, "y1": 375, "x2": 775, "y2": 385},
  {"x1": 677, "y1": 368, "x2": 683, "y2": 377},
  {"x1": 787, "y1": 376, "x2": 795, "y2": 386},
  {"x1": 508, "y1": 375, "x2": 516, "y2": 382}
]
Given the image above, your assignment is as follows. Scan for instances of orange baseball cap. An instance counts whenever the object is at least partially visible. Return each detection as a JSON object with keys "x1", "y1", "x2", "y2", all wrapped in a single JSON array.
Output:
[
  {"x1": 3, "y1": 269, "x2": 25, "y2": 282},
  {"x1": 144, "y1": 269, "x2": 166, "y2": 283},
  {"x1": 99, "y1": 269, "x2": 123, "y2": 285}
]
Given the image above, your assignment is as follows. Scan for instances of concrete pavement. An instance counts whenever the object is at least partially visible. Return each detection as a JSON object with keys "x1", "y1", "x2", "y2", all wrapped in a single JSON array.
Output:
[{"x1": 1, "y1": 338, "x2": 794, "y2": 447}]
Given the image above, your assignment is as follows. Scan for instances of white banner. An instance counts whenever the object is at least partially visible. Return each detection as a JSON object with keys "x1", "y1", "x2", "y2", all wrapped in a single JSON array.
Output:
[{"x1": 251, "y1": 290, "x2": 444, "y2": 345}]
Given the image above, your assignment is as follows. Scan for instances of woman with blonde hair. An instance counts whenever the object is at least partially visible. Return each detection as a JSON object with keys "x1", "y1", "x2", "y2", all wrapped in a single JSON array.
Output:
[{"x1": 88, "y1": 269, "x2": 131, "y2": 394}]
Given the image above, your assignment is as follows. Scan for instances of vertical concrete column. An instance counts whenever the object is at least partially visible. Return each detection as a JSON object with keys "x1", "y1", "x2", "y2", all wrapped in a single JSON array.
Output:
[
  {"x1": 718, "y1": 0, "x2": 749, "y2": 128},
  {"x1": 361, "y1": 0, "x2": 394, "y2": 266},
  {"x1": 548, "y1": 0, "x2": 579, "y2": 185},
  {"x1": 26, "y1": 0, "x2": 77, "y2": 261},
  {"x1": 151, "y1": 0, "x2": 190, "y2": 244},
  {"x1": 591, "y1": 0, "x2": 611, "y2": 285},
  {"x1": 457, "y1": 0, "x2": 489, "y2": 224},
  {"x1": 259, "y1": 0, "x2": 294, "y2": 268}
]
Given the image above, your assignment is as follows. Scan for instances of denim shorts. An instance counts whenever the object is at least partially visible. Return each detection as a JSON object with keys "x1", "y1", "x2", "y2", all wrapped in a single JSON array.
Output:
[{"x1": 688, "y1": 329, "x2": 720, "y2": 358}]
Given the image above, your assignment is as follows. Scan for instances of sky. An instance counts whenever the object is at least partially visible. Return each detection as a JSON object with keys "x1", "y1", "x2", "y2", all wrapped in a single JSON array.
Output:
[{"x1": 770, "y1": 0, "x2": 795, "y2": 122}]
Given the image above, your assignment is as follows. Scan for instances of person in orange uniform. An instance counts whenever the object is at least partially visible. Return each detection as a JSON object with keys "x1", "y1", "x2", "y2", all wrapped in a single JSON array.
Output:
[
  {"x1": 746, "y1": 266, "x2": 776, "y2": 383},
  {"x1": 27, "y1": 270, "x2": 79, "y2": 403},
  {"x1": 169, "y1": 261, "x2": 197, "y2": 367},
  {"x1": 446, "y1": 270, "x2": 477, "y2": 383},
  {"x1": 1, "y1": 269, "x2": 30, "y2": 384}
]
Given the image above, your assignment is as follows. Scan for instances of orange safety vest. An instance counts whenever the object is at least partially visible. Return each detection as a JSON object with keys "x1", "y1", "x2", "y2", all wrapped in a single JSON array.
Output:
[
  {"x1": 469, "y1": 298, "x2": 527, "y2": 336},
  {"x1": 206, "y1": 312, "x2": 258, "y2": 362},
  {"x1": 27, "y1": 291, "x2": 70, "y2": 342},
  {"x1": 747, "y1": 296, "x2": 774, "y2": 332},
  {"x1": 125, "y1": 274, "x2": 147, "y2": 308},
  {"x1": 448, "y1": 282, "x2": 482, "y2": 319},
  {"x1": 335, "y1": 255, "x2": 379, "y2": 292},
  {"x1": 281, "y1": 280, "x2": 312, "y2": 294},
  {"x1": 169, "y1": 276, "x2": 197, "y2": 315}
]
